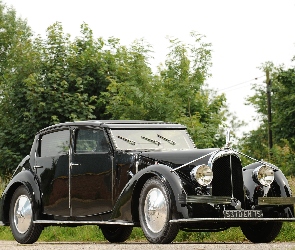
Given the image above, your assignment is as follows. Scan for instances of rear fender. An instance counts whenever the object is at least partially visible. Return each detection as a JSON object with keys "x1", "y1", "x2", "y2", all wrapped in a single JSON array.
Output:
[{"x1": 0, "y1": 170, "x2": 42, "y2": 225}]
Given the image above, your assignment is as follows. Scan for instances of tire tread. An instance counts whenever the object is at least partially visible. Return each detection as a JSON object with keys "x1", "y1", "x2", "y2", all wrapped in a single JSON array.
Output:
[
  {"x1": 100, "y1": 225, "x2": 133, "y2": 243},
  {"x1": 241, "y1": 221, "x2": 282, "y2": 243}
]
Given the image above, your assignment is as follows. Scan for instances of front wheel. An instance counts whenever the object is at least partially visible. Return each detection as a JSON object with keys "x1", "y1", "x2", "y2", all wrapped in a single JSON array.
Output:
[
  {"x1": 241, "y1": 221, "x2": 283, "y2": 243},
  {"x1": 139, "y1": 177, "x2": 179, "y2": 244},
  {"x1": 9, "y1": 185, "x2": 43, "y2": 244},
  {"x1": 100, "y1": 225, "x2": 133, "y2": 243}
]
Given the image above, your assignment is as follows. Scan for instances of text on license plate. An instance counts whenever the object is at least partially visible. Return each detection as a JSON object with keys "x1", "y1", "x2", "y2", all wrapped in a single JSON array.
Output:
[{"x1": 223, "y1": 210, "x2": 263, "y2": 218}]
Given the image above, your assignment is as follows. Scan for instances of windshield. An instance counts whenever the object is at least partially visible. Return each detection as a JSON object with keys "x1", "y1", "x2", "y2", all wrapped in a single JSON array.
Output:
[{"x1": 110, "y1": 129, "x2": 195, "y2": 151}]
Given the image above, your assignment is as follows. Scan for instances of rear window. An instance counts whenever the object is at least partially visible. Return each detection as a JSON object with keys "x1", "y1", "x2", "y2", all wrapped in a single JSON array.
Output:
[{"x1": 40, "y1": 130, "x2": 70, "y2": 157}]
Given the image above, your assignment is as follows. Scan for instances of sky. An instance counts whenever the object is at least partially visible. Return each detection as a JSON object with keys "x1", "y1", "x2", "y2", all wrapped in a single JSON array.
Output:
[{"x1": 3, "y1": 0, "x2": 295, "y2": 135}]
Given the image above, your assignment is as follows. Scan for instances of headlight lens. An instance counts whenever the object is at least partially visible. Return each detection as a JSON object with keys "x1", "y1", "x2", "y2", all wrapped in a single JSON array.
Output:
[
  {"x1": 253, "y1": 165, "x2": 274, "y2": 186},
  {"x1": 190, "y1": 164, "x2": 213, "y2": 186}
]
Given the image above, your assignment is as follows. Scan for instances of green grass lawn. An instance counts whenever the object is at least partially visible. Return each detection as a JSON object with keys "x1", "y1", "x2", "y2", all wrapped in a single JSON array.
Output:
[
  {"x1": 0, "y1": 222, "x2": 295, "y2": 243},
  {"x1": 1, "y1": 176, "x2": 295, "y2": 242}
]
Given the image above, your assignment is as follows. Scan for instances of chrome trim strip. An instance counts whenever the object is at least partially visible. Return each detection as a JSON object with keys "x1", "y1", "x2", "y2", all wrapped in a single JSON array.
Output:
[
  {"x1": 34, "y1": 220, "x2": 134, "y2": 226},
  {"x1": 34, "y1": 138, "x2": 39, "y2": 171},
  {"x1": 135, "y1": 154, "x2": 139, "y2": 173},
  {"x1": 111, "y1": 155, "x2": 114, "y2": 205},
  {"x1": 258, "y1": 197, "x2": 295, "y2": 205},
  {"x1": 69, "y1": 127, "x2": 77, "y2": 216},
  {"x1": 69, "y1": 128, "x2": 74, "y2": 216},
  {"x1": 170, "y1": 218, "x2": 295, "y2": 223},
  {"x1": 229, "y1": 154, "x2": 234, "y2": 199},
  {"x1": 208, "y1": 149, "x2": 239, "y2": 167},
  {"x1": 179, "y1": 195, "x2": 232, "y2": 204},
  {"x1": 69, "y1": 148, "x2": 71, "y2": 214}
]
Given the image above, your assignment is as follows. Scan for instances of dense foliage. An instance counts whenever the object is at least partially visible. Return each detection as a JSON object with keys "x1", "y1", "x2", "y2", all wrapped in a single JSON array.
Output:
[
  {"x1": 0, "y1": 2, "x2": 229, "y2": 178},
  {"x1": 104, "y1": 33, "x2": 227, "y2": 148},
  {"x1": 0, "y1": 2, "x2": 36, "y2": 177},
  {"x1": 241, "y1": 62, "x2": 295, "y2": 175}
]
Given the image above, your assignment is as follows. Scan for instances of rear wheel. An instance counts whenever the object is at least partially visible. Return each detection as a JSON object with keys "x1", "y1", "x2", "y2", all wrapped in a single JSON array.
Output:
[
  {"x1": 9, "y1": 185, "x2": 43, "y2": 244},
  {"x1": 139, "y1": 177, "x2": 179, "y2": 244},
  {"x1": 241, "y1": 221, "x2": 282, "y2": 243},
  {"x1": 100, "y1": 225, "x2": 133, "y2": 243}
]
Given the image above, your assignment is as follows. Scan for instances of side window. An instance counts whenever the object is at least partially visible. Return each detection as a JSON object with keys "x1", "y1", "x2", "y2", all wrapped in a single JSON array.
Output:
[
  {"x1": 40, "y1": 130, "x2": 70, "y2": 157},
  {"x1": 75, "y1": 129, "x2": 109, "y2": 153}
]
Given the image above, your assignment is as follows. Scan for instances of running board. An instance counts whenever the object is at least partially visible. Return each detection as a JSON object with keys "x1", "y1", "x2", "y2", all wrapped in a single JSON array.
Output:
[
  {"x1": 170, "y1": 217, "x2": 295, "y2": 223},
  {"x1": 34, "y1": 220, "x2": 134, "y2": 226}
]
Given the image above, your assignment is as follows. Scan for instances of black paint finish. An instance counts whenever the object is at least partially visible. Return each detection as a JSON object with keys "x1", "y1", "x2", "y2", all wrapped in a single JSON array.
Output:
[{"x1": 0, "y1": 120, "x2": 294, "y2": 232}]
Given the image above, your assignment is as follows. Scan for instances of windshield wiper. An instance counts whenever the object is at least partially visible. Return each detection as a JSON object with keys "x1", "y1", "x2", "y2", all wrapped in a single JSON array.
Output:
[
  {"x1": 157, "y1": 134, "x2": 176, "y2": 145},
  {"x1": 117, "y1": 135, "x2": 136, "y2": 145},
  {"x1": 141, "y1": 136, "x2": 161, "y2": 146}
]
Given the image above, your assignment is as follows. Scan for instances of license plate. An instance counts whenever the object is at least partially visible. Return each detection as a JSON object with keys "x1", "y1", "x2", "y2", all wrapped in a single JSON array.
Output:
[{"x1": 223, "y1": 210, "x2": 263, "y2": 218}]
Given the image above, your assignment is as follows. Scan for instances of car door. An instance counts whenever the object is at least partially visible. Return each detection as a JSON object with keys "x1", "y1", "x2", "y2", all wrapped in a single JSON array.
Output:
[
  {"x1": 35, "y1": 129, "x2": 70, "y2": 216},
  {"x1": 70, "y1": 127, "x2": 113, "y2": 217}
]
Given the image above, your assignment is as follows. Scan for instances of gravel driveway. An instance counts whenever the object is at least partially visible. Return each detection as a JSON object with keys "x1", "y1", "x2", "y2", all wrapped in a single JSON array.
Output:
[{"x1": 1, "y1": 241, "x2": 295, "y2": 250}]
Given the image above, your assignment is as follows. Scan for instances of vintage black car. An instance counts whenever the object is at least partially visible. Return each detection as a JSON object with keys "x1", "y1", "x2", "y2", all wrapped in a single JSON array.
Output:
[{"x1": 0, "y1": 120, "x2": 295, "y2": 244}]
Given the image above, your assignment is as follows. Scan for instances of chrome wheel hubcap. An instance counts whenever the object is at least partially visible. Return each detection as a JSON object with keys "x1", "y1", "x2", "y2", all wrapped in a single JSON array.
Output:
[
  {"x1": 13, "y1": 195, "x2": 32, "y2": 234},
  {"x1": 144, "y1": 188, "x2": 168, "y2": 233}
]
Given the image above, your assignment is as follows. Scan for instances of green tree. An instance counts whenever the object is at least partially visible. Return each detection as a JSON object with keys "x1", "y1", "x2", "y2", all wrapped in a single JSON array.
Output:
[
  {"x1": 272, "y1": 68, "x2": 295, "y2": 140},
  {"x1": 0, "y1": 19, "x2": 113, "y2": 177},
  {"x1": 0, "y1": 4, "x2": 231, "y2": 178},
  {"x1": 0, "y1": 1, "x2": 37, "y2": 177},
  {"x1": 24, "y1": 22, "x2": 99, "y2": 128},
  {"x1": 240, "y1": 61, "x2": 295, "y2": 174},
  {"x1": 104, "y1": 32, "x2": 227, "y2": 148}
]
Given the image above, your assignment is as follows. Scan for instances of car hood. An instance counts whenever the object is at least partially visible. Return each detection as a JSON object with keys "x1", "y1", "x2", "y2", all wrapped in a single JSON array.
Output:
[{"x1": 139, "y1": 148, "x2": 218, "y2": 166}]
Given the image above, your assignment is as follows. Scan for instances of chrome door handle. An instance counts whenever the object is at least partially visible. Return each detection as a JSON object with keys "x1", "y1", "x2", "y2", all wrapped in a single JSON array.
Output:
[
  {"x1": 33, "y1": 165, "x2": 43, "y2": 170},
  {"x1": 34, "y1": 165, "x2": 43, "y2": 168},
  {"x1": 70, "y1": 163, "x2": 80, "y2": 167}
]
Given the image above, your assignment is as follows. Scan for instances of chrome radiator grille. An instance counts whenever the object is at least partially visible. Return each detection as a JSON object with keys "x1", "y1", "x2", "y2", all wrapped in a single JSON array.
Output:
[{"x1": 211, "y1": 154, "x2": 244, "y2": 204}]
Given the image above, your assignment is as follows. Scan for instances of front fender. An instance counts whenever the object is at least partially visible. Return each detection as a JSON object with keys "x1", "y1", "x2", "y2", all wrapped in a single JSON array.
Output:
[
  {"x1": 0, "y1": 170, "x2": 42, "y2": 225},
  {"x1": 111, "y1": 164, "x2": 188, "y2": 222},
  {"x1": 243, "y1": 162, "x2": 293, "y2": 202}
]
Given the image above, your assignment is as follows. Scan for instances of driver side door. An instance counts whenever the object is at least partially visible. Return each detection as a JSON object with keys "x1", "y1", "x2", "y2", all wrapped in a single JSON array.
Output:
[{"x1": 70, "y1": 128, "x2": 113, "y2": 217}]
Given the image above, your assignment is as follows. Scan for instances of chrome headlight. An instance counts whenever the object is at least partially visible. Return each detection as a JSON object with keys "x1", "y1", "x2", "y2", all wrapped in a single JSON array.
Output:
[
  {"x1": 190, "y1": 164, "x2": 213, "y2": 186},
  {"x1": 253, "y1": 165, "x2": 274, "y2": 186}
]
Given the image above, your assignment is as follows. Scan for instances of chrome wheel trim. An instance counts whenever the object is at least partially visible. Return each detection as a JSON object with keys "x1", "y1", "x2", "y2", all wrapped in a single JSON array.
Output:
[
  {"x1": 13, "y1": 194, "x2": 32, "y2": 234},
  {"x1": 144, "y1": 187, "x2": 168, "y2": 233}
]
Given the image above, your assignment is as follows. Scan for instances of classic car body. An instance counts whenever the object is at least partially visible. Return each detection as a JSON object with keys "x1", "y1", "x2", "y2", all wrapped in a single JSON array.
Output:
[{"x1": 1, "y1": 120, "x2": 295, "y2": 244}]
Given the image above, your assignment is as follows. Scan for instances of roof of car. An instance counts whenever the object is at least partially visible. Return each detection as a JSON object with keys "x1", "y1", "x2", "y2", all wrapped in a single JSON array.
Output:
[{"x1": 38, "y1": 120, "x2": 187, "y2": 134}]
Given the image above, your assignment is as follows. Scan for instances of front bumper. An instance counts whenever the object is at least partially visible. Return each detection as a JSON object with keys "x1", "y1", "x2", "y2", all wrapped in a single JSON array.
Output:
[
  {"x1": 179, "y1": 194, "x2": 295, "y2": 206},
  {"x1": 258, "y1": 197, "x2": 295, "y2": 205},
  {"x1": 178, "y1": 194, "x2": 231, "y2": 205}
]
